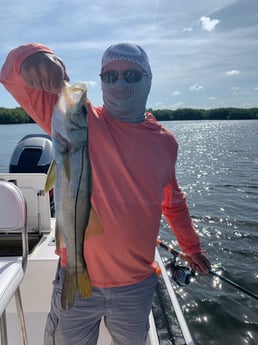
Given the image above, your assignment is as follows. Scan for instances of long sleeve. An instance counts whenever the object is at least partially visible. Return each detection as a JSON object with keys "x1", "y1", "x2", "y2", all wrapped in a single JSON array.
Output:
[
  {"x1": 162, "y1": 169, "x2": 202, "y2": 255},
  {"x1": 0, "y1": 43, "x2": 58, "y2": 134}
]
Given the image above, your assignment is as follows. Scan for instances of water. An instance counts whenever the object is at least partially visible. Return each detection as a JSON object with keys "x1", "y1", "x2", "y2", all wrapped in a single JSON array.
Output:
[
  {"x1": 159, "y1": 120, "x2": 258, "y2": 345},
  {"x1": 0, "y1": 121, "x2": 257, "y2": 344}
]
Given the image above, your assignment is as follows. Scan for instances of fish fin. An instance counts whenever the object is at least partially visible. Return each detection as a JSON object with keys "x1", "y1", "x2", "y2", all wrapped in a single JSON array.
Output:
[
  {"x1": 77, "y1": 268, "x2": 92, "y2": 298},
  {"x1": 85, "y1": 208, "x2": 104, "y2": 239},
  {"x1": 63, "y1": 153, "x2": 70, "y2": 181},
  {"x1": 61, "y1": 270, "x2": 77, "y2": 309},
  {"x1": 44, "y1": 160, "x2": 57, "y2": 192}
]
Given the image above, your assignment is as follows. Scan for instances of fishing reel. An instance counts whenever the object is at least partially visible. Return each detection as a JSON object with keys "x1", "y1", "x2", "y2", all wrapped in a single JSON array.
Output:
[{"x1": 165, "y1": 259, "x2": 195, "y2": 286}]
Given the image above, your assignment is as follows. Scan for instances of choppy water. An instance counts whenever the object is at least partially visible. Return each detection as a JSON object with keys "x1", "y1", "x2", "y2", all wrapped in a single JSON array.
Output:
[
  {"x1": 0, "y1": 121, "x2": 257, "y2": 345},
  {"x1": 160, "y1": 120, "x2": 258, "y2": 345}
]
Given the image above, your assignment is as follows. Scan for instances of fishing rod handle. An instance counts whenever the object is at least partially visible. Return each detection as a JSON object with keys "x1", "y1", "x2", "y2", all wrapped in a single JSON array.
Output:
[{"x1": 156, "y1": 239, "x2": 193, "y2": 263}]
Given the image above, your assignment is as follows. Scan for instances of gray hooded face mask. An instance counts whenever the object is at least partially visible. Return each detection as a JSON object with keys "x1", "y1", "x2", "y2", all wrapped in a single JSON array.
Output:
[{"x1": 100, "y1": 43, "x2": 152, "y2": 123}]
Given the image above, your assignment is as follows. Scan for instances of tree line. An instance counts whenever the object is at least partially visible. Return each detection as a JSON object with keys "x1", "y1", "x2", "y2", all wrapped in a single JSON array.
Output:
[
  {"x1": 148, "y1": 107, "x2": 258, "y2": 121},
  {"x1": 0, "y1": 107, "x2": 34, "y2": 124},
  {"x1": 0, "y1": 106, "x2": 258, "y2": 124}
]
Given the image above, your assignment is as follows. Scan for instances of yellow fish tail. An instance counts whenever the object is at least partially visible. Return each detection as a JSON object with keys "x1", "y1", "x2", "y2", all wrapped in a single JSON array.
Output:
[
  {"x1": 61, "y1": 268, "x2": 92, "y2": 309},
  {"x1": 61, "y1": 271, "x2": 77, "y2": 309},
  {"x1": 77, "y1": 269, "x2": 92, "y2": 298}
]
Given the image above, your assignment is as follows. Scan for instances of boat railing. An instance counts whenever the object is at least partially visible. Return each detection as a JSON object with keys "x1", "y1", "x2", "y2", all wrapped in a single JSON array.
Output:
[{"x1": 154, "y1": 249, "x2": 195, "y2": 345}]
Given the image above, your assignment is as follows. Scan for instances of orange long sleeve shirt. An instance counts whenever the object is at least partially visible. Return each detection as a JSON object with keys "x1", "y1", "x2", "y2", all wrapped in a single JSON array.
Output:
[{"x1": 0, "y1": 43, "x2": 202, "y2": 287}]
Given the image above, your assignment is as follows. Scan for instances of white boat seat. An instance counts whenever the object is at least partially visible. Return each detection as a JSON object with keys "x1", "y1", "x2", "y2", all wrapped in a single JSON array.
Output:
[
  {"x1": 0, "y1": 262, "x2": 24, "y2": 316},
  {"x1": 0, "y1": 173, "x2": 51, "y2": 257},
  {"x1": 0, "y1": 181, "x2": 28, "y2": 345},
  {"x1": 0, "y1": 173, "x2": 51, "y2": 233}
]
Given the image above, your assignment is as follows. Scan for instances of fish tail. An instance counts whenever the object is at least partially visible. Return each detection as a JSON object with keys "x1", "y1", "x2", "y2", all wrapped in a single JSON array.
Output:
[
  {"x1": 77, "y1": 268, "x2": 92, "y2": 298},
  {"x1": 61, "y1": 270, "x2": 77, "y2": 309},
  {"x1": 61, "y1": 268, "x2": 92, "y2": 309}
]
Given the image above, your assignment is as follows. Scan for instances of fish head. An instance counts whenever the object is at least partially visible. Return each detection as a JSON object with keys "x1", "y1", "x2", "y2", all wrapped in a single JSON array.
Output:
[
  {"x1": 63, "y1": 82, "x2": 88, "y2": 128},
  {"x1": 52, "y1": 82, "x2": 88, "y2": 145},
  {"x1": 63, "y1": 83, "x2": 88, "y2": 147}
]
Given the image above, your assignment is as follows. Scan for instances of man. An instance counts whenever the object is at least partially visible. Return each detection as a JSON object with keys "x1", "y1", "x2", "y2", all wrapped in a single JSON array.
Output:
[{"x1": 0, "y1": 42, "x2": 210, "y2": 345}]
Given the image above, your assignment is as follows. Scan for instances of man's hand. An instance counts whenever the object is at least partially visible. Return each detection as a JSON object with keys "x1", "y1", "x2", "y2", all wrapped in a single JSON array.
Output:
[
  {"x1": 189, "y1": 252, "x2": 211, "y2": 275},
  {"x1": 21, "y1": 52, "x2": 70, "y2": 94}
]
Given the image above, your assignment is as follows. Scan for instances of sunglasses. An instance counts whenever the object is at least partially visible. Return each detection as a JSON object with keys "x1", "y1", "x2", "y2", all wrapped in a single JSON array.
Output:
[{"x1": 100, "y1": 69, "x2": 148, "y2": 84}]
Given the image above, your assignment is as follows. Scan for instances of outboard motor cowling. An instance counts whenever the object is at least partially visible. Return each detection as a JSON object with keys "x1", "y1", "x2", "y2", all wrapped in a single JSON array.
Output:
[
  {"x1": 9, "y1": 134, "x2": 55, "y2": 217},
  {"x1": 9, "y1": 134, "x2": 53, "y2": 174}
]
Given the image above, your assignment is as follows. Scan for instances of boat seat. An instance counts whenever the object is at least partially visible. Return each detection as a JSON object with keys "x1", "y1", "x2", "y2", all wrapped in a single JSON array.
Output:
[
  {"x1": 0, "y1": 173, "x2": 51, "y2": 256},
  {"x1": 0, "y1": 181, "x2": 28, "y2": 345}
]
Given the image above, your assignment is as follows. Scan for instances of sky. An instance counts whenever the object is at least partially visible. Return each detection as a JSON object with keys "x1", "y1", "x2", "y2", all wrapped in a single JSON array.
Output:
[{"x1": 1, "y1": 0, "x2": 258, "y2": 110}]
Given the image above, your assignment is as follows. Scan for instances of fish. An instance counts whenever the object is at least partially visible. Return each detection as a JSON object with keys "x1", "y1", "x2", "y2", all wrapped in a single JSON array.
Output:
[{"x1": 45, "y1": 82, "x2": 93, "y2": 309}]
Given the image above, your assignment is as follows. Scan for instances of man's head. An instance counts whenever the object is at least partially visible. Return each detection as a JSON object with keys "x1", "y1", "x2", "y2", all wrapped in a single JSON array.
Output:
[
  {"x1": 101, "y1": 43, "x2": 152, "y2": 77},
  {"x1": 100, "y1": 43, "x2": 152, "y2": 123}
]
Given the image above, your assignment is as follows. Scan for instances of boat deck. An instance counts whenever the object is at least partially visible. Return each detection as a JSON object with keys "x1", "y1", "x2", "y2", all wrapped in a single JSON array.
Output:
[
  {"x1": 4, "y1": 226, "x2": 159, "y2": 345},
  {"x1": 0, "y1": 172, "x2": 193, "y2": 345}
]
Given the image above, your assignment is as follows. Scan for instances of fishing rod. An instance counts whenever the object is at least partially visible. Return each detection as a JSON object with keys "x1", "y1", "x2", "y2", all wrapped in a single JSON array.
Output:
[{"x1": 157, "y1": 239, "x2": 258, "y2": 301}]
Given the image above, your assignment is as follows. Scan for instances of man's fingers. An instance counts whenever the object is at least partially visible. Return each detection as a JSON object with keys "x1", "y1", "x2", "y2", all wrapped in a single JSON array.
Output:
[
  {"x1": 190, "y1": 252, "x2": 211, "y2": 275},
  {"x1": 21, "y1": 52, "x2": 69, "y2": 93}
]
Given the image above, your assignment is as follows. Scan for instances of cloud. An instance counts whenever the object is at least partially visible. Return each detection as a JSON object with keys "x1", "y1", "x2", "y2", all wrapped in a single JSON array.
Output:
[
  {"x1": 173, "y1": 102, "x2": 184, "y2": 109},
  {"x1": 0, "y1": 0, "x2": 257, "y2": 110},
  {"x1": 189, "y1": 83, "x2": 204, "y2": 92},
  {"x1": 151, "y1": 102, "x2": 164, "y2": 109},
  {"x1": 86, "y1": 80, "x2": 97, "y2": 87},
  {"x1": 172, "y1": 91, "x2": 180, "y2": 96},
  {"x1": 183, "y1": 27, "x2": 193, "y2": 32},
  {"x1": 199, "y1": 16, "x2": 220, "y2": 32},
  {"x1": 225, "y1": 70, "x2": 240, "y2": 76}
]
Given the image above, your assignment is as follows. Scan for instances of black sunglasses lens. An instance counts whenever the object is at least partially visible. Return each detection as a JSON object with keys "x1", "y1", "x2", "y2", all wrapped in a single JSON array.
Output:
[
  {"x1": 124, "y1": 70, "x2": 142, "y2": 83},
  {"x1": 101, "y1": 71, "x2": 119, "y2": 83},
  {"x1": 101, "y1": 70, "x2": 145, "y2": 83}
]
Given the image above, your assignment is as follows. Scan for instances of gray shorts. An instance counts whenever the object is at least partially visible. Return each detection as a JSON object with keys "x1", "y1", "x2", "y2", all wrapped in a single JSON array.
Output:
[{"x1": 44, "y1": 265, "x2": 158, "y2": 345}]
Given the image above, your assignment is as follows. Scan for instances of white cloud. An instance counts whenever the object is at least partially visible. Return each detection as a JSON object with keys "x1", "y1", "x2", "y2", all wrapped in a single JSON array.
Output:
[
  {"x1": 199, "y1": 16, "x2": 220, "y2": 32},
  {"x1": 225, "y1": 70, "x2": 240, "y2": 76},
  {"x1": 183, "y1": 27, "x2": 193, "y2": 32},
  {"x1": 189, "y1": 83, "x2": 204, "y2": 92},
  {"x1": 151, "y1": 102, "x2": 164, "y2": 109},
  {"x1": 173, "y1": 102, "x2": 184, "y2": 109},
  {"x1": 0, "y1": 0, "x2": 258, "y2": 110},
  {"x1": 86, "y1": 80, "x2": 97, "y2": 87}
]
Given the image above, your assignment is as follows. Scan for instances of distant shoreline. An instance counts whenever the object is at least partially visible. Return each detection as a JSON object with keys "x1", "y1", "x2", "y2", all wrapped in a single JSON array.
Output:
[{"x1": 0, "y1": 106, "x2": 258, "y2": 123}]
